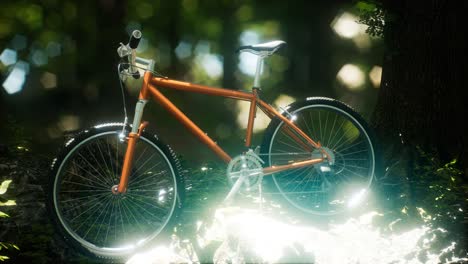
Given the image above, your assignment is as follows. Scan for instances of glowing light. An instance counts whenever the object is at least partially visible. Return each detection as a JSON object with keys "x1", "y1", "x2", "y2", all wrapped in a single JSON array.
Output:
[
  {"x1": 65, "y1": 138, "x2": 75, "y2": 147},
  {"x1": 126, "y1": 243, "x2": 199, "y2": 264},
  {"x1": 195, "y1": 54, "x2": 223, "y2": 79},
  {"x1": 239, "y1": 30, "x2": 260, "y2": 46},
  {"x1": 204, "y1": 208, "x2": 465, "y2": 263},
  {"x1": 417, "y1": 207, "x2": 432, "y2": 222},
  {"x1": 331, "y1": 12, "x2": 367, "y2": 39},
  {"x1": 201, "y1": 167, "x2": 208, "y2": 171},
  {"x1": 128, "y1": 206, "x2": 468, "y2": 263},
  {"x1": 337, "y1": 64, "x2": 365, "y2": 90},
  {"x1": 238, "y1": 52, "x2": 257, "y2": 76},
  {"x1": 353, "y1": 34, "x2": 371, "y2": 50},
  {"x1": 194, "y1": 41, "x2": 210, "y2": 55},
  {"x1": 40, "y1": 72, "x2": 57, "y2": 89},
  {"x1": 175, "y1": 41, "x2": 192, "y2": 60},
  {"x1": 58, "y1": 115, "x2": 80, "y2": 131},
  {"x1": 46, "y1": 41, "x2": 61, "y2": 57},
  {"x1": 11, "y1": 34, "x2": 27, "y2": 50},
  {"x1": 30, "y1": 49, "x2": 48, "y2": 66},
  {"x1": 274, "y1": 94, "x2": 295, "y2": 108},
  {"x1": 369, "y1": 65, "x2": 382, "y2": 88},
  {"x1": 2, "y1": 61, "x2": 29, "y2": 94},
  {"x1": 0, "y1": 48, "x2": 17, "y2": 66},
  {"x1": 237, "y1": 30, "x2": 262, "y2": 77},
  {"x1": 236, "y1": 101, "x2": 270, "y2": 131},
  {"x1": 347, "y1": 189, "x2": 367, "y2": 208}
]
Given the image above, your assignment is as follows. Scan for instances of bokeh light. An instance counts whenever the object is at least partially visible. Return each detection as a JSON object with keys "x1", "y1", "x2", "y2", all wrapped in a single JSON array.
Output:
[
  {"x1": 58, "y1": 115, "x2": 80, "y2": 131},
  {"x1": 2, "y1": 61, "x2": 29, "y2": 94},
  {"x1": 0, "y1": 48, "x2": 17, "y2": 66},
  {"x1": 46, "y1": 41, "x2": 61, "y2": 57},
  {"x1": 369, "y1": 65, "x2": 382, "y2": 88},
  {"x1": 336, "y1": 64, "x2": 365, "y2": 90},
  {"x1": 10, "y1": 34, "x2": 27, "y2": 50},
  {"x1": 40, "y1": 71, "x2": 57, "y2": 89},
  {"x1": 30, "y1": 49, "x2": 48, "y2": 66},
  {"x1": 175, "y1": 41, "x2": 192, "y2": 60},
  {"x1": 236, "y1": 101, "x2": 269, "y2": 132},
  {"x1": 195, "y1": 53, "x2": 223, "y2": 79},
  {"x1": 331, "y1": 12, "x2": 367, "y2": 39},
  {"x1": 238, "y1": 52, "x2": 258, "y2": 76},
  {"x1": 273, "y1": 94, "x2": 295, "y2": 109},
  {"x1": 127, "y1": 207, "x2": 467, "y2": 263},
  {"x1": 239, "y1": 30, "x2": 260, "y2": 46}
]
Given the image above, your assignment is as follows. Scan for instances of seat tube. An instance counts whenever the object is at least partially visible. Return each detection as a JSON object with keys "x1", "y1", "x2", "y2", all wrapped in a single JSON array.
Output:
[{"x1": 117, "y1": 99, "x2": 148, "y2": 193}]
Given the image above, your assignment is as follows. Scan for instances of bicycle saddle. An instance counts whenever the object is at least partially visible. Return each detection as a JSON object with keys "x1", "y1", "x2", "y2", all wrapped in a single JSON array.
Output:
[{"x1": 237, "y1": 40, "x2": 287, "y2": 56}]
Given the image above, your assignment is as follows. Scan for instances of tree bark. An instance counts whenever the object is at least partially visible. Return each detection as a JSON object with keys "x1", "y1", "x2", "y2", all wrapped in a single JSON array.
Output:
[{"x1": 372, "y1": 0, "x2": 468, "y2": 177}]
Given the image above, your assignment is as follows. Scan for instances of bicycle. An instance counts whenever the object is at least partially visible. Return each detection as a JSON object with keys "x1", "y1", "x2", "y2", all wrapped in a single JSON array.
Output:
[{"x1": 47, "y1": 30, "x2": 376, "y2": 259}]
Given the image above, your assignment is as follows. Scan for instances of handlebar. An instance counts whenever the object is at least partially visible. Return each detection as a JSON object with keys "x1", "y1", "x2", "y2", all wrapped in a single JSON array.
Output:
[{"x1": 117, "y1": 30, "x2": 147, "y2": 79}]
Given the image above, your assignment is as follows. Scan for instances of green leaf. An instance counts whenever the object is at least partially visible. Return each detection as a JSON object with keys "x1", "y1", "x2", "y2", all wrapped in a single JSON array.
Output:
[
  {"x1": 356, "y1": 1, "x2": 376, "y2": 11},
  {"x1": 0, "y1": 255, "x2": 10, "y2": 261},
  {"x1": 0, "y1": 180, "x2": 12, "y2": 195},
  {"x1": 0, "y1": 211, "x2": 9, "y2": 218},
  {"x1": 0, "y1": 200, "x2": 15, "y2": 206},
  {"x1": 0, "y1": 242, "x2": 19, "y2": 251}
]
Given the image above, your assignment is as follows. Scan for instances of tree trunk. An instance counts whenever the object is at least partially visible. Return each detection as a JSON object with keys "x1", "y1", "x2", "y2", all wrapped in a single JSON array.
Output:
[{"x1": 372, "y1": 0, "x2": 468, "y2": 178}]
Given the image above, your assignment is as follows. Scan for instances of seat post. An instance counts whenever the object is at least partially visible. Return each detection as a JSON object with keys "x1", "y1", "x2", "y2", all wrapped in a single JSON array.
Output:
[{"x1": 253, "y1": 55, "x2": 264, "y2": 89}]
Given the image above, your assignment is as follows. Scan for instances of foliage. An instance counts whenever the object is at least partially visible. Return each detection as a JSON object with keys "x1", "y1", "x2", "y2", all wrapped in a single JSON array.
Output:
[
  {"x1": 355, "y1": 0, "x2": 386, "y2": 37},
  {"x1": 0, "y1": 179, "x2": 19, "y2": 261},
  {"x1": 411, "y1": 148, "x2": 467, "y2": 226},
  {"x1": 391, "y1": 147, "x2": 468, "y2": 257}
]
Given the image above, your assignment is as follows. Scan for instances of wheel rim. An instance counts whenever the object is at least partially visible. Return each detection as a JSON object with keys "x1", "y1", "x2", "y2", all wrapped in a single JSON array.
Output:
[
  {"x1": 268, "y1": 104, "x2": 375, "y2": 215},
  {"x1": 53, "y1": 131, "x2": 177, "y2": 256}
]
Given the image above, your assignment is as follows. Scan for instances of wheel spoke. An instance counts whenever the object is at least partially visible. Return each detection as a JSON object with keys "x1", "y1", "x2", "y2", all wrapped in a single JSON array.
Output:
[
  {"x1": 52, "y1": 129, "x2": 180, "y2": 257},
  {"x1": 266, "y1": 102, "x2": 375, "y2": 215}
]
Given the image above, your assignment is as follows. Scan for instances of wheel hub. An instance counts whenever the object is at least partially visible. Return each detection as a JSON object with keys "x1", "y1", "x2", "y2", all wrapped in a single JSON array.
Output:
[{"x1": 312, "y1": 147, "x2": 335, "y2": 172}]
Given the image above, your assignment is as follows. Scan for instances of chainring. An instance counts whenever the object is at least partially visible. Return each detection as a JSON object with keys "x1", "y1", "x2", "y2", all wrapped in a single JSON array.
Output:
[{"x1": 226, "y1": 152, "x2": 264, "y2": 192}]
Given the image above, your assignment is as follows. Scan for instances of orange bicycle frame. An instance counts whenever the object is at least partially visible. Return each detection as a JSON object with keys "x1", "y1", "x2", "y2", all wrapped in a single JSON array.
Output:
[{"x1": 117, "y1": 71, "x2": 326, "y2": 193}]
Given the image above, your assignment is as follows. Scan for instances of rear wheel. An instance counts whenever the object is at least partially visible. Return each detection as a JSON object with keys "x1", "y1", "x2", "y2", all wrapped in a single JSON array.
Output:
[
  {"x1": 261, "y1": 98, "x2": 376, "y2": 215},
  {"x1": 47, "y1": 123, "x2": 184, "y2": 259}
]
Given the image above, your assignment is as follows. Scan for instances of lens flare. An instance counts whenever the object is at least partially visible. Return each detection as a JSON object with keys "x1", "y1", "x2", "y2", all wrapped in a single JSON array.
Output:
[{"x1": 126, "y1": 206, "x2": 467, "y2": 263}]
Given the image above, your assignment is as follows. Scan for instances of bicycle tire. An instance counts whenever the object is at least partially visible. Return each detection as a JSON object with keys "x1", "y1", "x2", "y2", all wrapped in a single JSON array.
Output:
[
  {"x1": 260, "y1": 97, "x2": 376, "y2": 215},
  {"x1": 47, "y1": 123, "x2": 184, "y2": 259}
]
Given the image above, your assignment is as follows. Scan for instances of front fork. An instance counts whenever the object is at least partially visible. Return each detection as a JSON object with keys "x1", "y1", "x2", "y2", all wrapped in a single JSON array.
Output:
[{"x1": 113, "y1": 99, "x2": 148, "y2": 194}]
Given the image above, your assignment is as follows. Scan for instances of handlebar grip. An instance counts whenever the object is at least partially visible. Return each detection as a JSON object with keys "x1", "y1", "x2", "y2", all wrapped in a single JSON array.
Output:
[{"x1": 129, "y1": 30, "x2": 142, "y2": 49}]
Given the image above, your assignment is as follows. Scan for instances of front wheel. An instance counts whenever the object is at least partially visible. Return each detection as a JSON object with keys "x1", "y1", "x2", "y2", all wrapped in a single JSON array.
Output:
[
  {"x1": 261, "y1": 98, "x2": 376, "y2": 215},
  {"x1": 47, "y1": 123, "x2": 184, "y2": 259}
]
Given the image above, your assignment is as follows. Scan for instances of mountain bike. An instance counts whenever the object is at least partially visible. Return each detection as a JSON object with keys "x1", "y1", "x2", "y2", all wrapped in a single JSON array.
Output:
[{"x1": 47, "y1": 30, "x2": 376, "y2": 259}]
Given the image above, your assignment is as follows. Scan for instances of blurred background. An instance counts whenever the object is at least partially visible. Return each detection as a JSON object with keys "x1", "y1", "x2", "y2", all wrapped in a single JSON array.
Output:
[{"x1": 0, "y1": 0, "x2": 383, "y2": 163}]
